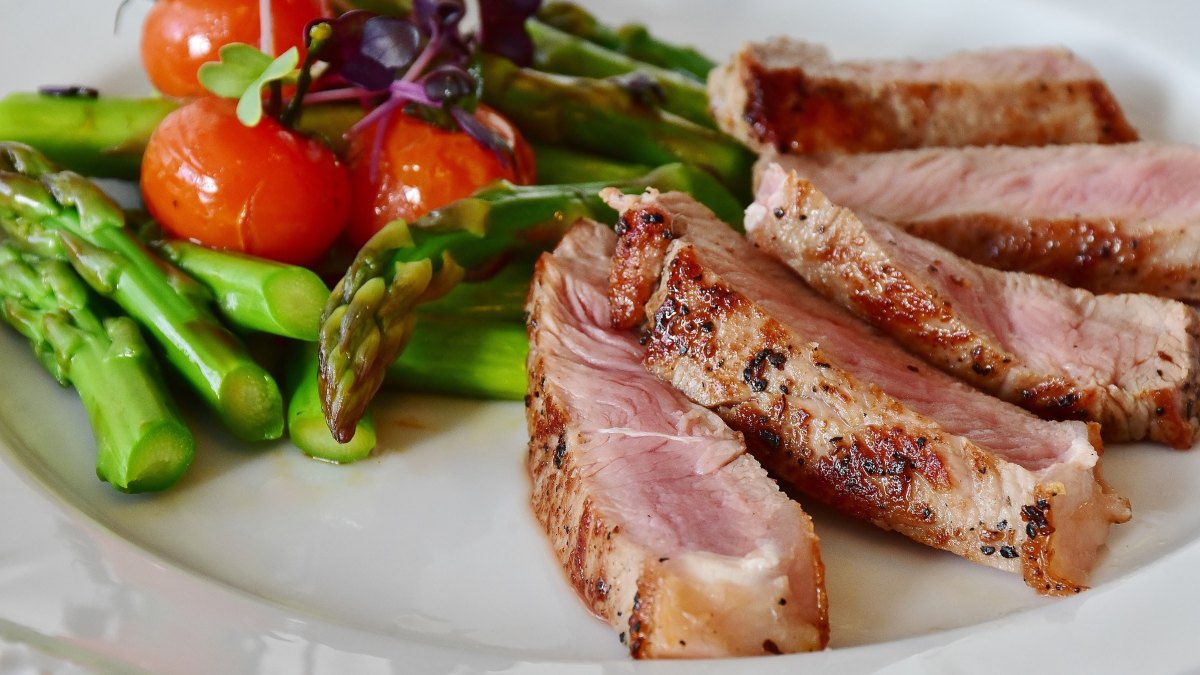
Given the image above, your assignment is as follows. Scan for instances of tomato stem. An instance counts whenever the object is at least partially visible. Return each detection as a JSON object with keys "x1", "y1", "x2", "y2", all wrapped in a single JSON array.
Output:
[
  {"x1": 267, "y1": 80, "x2": 283, "y2": 120},
  {"x1": 281, "y1": 22, "x2": 333, "y2": 129}
]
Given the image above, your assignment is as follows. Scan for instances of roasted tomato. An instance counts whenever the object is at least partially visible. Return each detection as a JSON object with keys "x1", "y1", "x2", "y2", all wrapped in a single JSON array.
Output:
[
  {"x1": 343, "y1": 105, "x2": 536, "y2": 248},
  {"x1": 141, "y1": 0, "x2": 330, "y2": 98},
  {"x1": 141, "y1": 96, "x2": 350, "y2": 266}
]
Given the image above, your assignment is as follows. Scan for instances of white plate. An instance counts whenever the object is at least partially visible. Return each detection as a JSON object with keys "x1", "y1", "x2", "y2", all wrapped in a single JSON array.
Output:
[{"x1": 2, "y1": 1, "x2": 1199, "y2": 673}]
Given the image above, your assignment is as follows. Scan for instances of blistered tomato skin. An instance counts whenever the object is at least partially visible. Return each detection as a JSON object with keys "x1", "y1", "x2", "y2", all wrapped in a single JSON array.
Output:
[
  {"x1": 344, "y1": 106, "x2": 537, "y2": 248},
  {"x1": 141, "y1": 97, "x2": 350, "y2": 266},
  {"x1": 140, "y1": 0, "x2": 329, "y2": 98}
]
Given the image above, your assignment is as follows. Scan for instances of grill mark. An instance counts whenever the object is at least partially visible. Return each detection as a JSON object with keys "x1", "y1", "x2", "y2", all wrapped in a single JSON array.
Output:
[
  {"x1": 608, "y1": 205, "x2": 676, "y2": 330},
  {"x1": 1015, "y1": 380, "x2": 1092, "y2": 422}
]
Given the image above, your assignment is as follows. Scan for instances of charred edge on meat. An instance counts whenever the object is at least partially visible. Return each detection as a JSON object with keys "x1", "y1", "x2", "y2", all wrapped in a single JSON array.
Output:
[
  {"x1": 900, "y1": 215, "x2": 1150, "y2": 294},
  {"x1": 1150, "y1": 387, "x2": 1198, "y2": 449},
  {"x1": 608, "y1": 205, "x2": 677, "y2": 330},
  {"x1": 627, "y1": 587, "x2": 654, "y2": 658},
  {"x1": 647, "y1": 245, "x2": 951, "y2": 528},
  {"x1": 569, "y1": 500, "x2": 619, "y2": 608},
  {"x1": 786, "y1": 180, "x2": 1032, "y2": 386},
  {"x1": 646, "y1": 251, "x2": 750, "y2": 372},
  {"x1": 743, "y1": 59, "x2": 880, "y2": 154},
  {"x1": 1084, "y1": 80, "x2": 1140, "y2": 143},
  {"x1": 1019, "y1": 487, "x2": 1083, "y2": 595},
  {"x1": 740, "y1": 60, "x2": 1137, "y2": 154},
  {"x1": 527, "y1": 351, "x2": 625, "y2": 626},
  {"x1": 1015, "y1": 380, "x2": 1092, "y2": 422}
]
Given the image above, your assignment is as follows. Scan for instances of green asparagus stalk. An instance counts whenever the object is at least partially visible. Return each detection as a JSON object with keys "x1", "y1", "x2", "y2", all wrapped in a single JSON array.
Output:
[
  {"x1": 151, "y1": 239, "x2": 331, "y2": 341},
  {"x1": 0, "y1": 93, "x2": 364, "y2": 177},
  {"x1": 0, "y1": 93, "x2": 175, "y2": 180},
  {"x1": 0, "y1": 241, "x2": 195, "y2": 492},
  {"x1": 386, "y1": 315, "x2": 527, "y2": 400},
  {"x1": 288, "y1": 342, "x2": 377, "y2": 463},
  {"x1": 526, "y1": 19, "x2": 714, "y2": 128},
  {"x1": 418, "y1": 259, "x2": 532, "y2": 322},
  {"x1": 319, "y1": 162, "x2": 742, "y2": 440},
  {"x1": 535, "y1": 2, "x2": 716, "y2": 81},
  {"x1": 0, "y1": 142, "x2": 284, "y2": 442},
  {"x1": 480, "y1": 55, "x2": 753, "y2": 201},
  {"x1": 533, "y1": 143, "x2": 652, "y2": 185}
]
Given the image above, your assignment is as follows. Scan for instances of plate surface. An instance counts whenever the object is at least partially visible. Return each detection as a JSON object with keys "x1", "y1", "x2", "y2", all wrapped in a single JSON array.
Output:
[{"x1": 1, "y1": 1, "x2": 1199, "y2": 673}]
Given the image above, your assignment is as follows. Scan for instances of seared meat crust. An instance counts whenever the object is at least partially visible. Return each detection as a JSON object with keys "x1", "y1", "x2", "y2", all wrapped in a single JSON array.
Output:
[
  {"x1": 604, "y1": 189, "x2": 1130, "y2": 595},
  {"x1": 709, "y1": 38, "x2": 1137, "y2": 154},
  {"x1": 764, "y1": 143, "x2": 1200, "y2": 300},
  {"x1": 747, "y1": 166, "x2": 1200, "y2": 447}
]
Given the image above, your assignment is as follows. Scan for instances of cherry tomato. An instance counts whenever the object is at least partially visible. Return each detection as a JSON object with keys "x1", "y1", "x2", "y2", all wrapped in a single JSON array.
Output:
[
  {"x1": 141, "y1": 0, "x2": 330, "y2": 98},
  {"x1": 141, "y1": 97, "x2": 350, "y2": 266},
  {"x1": 344, "y1": 106, "x2": 537, "y2": 248}
]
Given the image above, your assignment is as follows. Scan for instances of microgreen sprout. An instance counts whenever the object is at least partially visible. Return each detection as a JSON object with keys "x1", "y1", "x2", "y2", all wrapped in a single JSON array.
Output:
[
  {"x1": 198, "y1": 44, "x2": 300, "y2": 126},
  {"x1": 301, "y1": 0, "x2": 542, "y2": 169}
]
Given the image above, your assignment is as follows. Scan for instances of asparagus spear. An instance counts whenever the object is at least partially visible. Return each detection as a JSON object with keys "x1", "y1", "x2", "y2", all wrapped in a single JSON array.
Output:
[
  {"x1": 389, "y1": 262, "x2": 533, "y2": 399},
  {"x1": 533, "y1": 143, "x2": 652, "y2": 185},
  {"x1": 418, "y1": 259, "x2": 532, "y2": 322},
  {"x1": 386, "y1": 315, "x2": 527, "y2": 400},
  {"x1": 0, "y1": 241, "x2": 195, "y2": 492},
  {"x1": 0, "y1": 93, "x2": 364, "y2": 177},
  {"x1": 480, "y1": 55, "x2": 753, "y2": 201},
  {"x1": 526, "y1": 19, "x2": 714, "y2": 128},
  {"x1": 535, "y1": 2, "x2": 716, "y2": 81},
  {"x1": 319, "y1": 162, "x2": 741, "y2": 440},
  {"x1": 0, "y1": 93, "x2": 175, "y2": 180},
  {"x1": 151, "y1": 239, "x2": 331, "y2": 341},
  {"x1": 288, "y1": 342, "x2": 377, "y2": 463},
  {"x1": 0, "y1": 142, "x2": 284, "y2": 442}
]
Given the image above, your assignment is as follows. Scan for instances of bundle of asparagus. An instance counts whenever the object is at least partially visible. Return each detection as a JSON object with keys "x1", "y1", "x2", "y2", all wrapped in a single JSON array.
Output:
[{"x1": 0, "y1": 2, "x2": 745, "y2": 488}]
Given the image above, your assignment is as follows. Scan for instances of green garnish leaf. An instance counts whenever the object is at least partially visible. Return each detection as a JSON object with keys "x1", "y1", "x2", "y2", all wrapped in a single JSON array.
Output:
[{"x1": 197, "y1": 44, "x2": 300, "y2": 127}]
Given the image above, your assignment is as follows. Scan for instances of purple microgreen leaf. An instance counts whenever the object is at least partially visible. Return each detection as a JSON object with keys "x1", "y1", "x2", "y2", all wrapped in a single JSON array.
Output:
[
  {"x1": 310, "y1": 12, "x2": 367, "y2": 67},
  {"x1": 478, "y1": 0, "x2": 541, "y2": 66},
  {"x1": 413, "y1": 0, "x2": 467, "y2": 36},
  {"x1": 303, "y1": 4, "x2": 539, "y2": 170},
  {"x1": 319, "y1": 12, "x2": 423, "y2": 91},
  {"x1": 361, "y1": 17, "x2": 422, "y2": 71}
]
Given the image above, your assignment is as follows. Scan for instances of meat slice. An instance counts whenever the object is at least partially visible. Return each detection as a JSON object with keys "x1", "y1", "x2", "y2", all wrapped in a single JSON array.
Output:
[
  {"x1": 764, "y1": 143, "x2": 1200, "y2": 299},
  {"x1": 746, "y1": 164, "x2": 1200, "y2": 448},
  {"x1": 708, "y1": 38, "x2": 1137, "y2": 154},
  {"x1": 525, "y1": 220, "x2": 828, "y2": 657},
  {"x1": 603, "y1": 188, "x2": 1130, "y2": 595}
]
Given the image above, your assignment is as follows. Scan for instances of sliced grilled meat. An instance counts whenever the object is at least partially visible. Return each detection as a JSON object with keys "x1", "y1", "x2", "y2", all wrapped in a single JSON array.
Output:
[
  {"x1": 526, "y1": 220, "x2": 828, "y2": 658},
  {"x1": 746, "y1": 164, "x2": 1200, "y2": 448},
  {"x1": 709, "y1": 38, "x2": 1137, "y2": 154},
  {"x1": 763, "y1": 143, "x2": 1200, "y2": 299},
  {"x1": 603, "y1": 188, "x2": 1130, "y2": 595}
]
